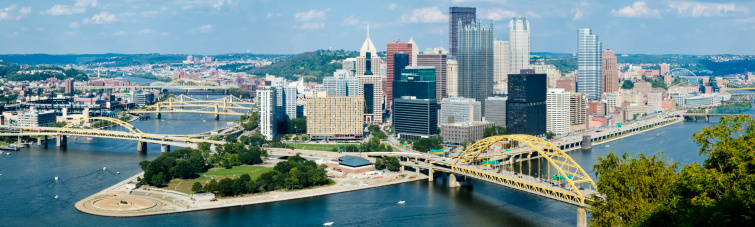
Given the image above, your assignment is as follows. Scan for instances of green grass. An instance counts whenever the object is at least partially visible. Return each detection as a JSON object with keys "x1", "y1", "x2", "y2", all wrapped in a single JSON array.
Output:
[
  {"x1": 164, "y1": 165, "x2": 273, "y2": 194},
  {"x1": 286, "y1": 143, "x2": 360, "y2": 151}
]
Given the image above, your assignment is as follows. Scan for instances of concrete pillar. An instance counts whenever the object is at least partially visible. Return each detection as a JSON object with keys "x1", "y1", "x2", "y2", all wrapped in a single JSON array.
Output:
[
  {"x1": 416, "y1": 167, "x2": 419, "y2": 175},
  {"x1": 137, "y1": 141, "x2": 147, "y2": 153},
  {"x1": 42, "y1": 135, "x2": 48, "y2": 147},
  {"x1": 705, "y1": 116, "x2": 709, "y2": 123},
  {"x1": 37, "y1": 136, "x2": 42, "y2": 146},
  {"x1": 56, "y1": 135, "x2": 67, "y2": 147},
  {"x1": 400, "y1": 166, "x2": 404, "y2": 172},
  {"x1": 577, "y1": 208, "x2": 587, "y2": 227},
  {"x1": 581, "y1": 135, "x2": 592, "y2": 150},
  {"x1": 429, "y1": 168, "x2": 433, "y2": 182},
  {"x1": 448, "y1": 173, "x2": 461, "y2": 188},
  {"x1": 156, "y1": 113, "x2": 161, "y2": 119},
  {"x1": 161, "y1": 144, "x2": 170, "y2": 153},
  {"x1": 214, "y1": 114, "x2": 219, "y2": 121}
]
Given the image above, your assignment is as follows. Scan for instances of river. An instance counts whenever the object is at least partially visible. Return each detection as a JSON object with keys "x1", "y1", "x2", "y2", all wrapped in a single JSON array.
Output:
[{"x1": 0, "y1": 113, "x2": 739, "y2": 226}]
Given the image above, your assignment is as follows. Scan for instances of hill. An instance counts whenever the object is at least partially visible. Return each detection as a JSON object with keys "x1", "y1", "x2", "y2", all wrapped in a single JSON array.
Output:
[{"x1": 246, "y1": 50, "x2": 358, "y2": 83}]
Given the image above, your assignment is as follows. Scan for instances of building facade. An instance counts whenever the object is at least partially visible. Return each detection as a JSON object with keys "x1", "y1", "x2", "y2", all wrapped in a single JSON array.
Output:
[
  {"x1": 323, "y1": 69, "x2": 359, "y2": 97},
  {"x1": 393, "y1": 66, "x2": 436, "y2": 101},
  {"x1": 387, "y1": 43, "x2": 413, "y2": 107},
  {"x1": 448, "y1": 7, "x2": 476, "y2": 57},
  {"x1": 546, "y1": 89, "x2": 570, "y2": 135},
  {"x1": 442, "y1": 121, "x2": 493, "y2": 145},
  {"x1": 577, "y1": 28, "x2": 602, "y2": 100},
  {"x1": 446, "y1": 59, "x2": 458, "y2": 96},
  {"x1": 509, "y1": 17, "x2": 530, "y2": 74},
  {"x1": 570, "y1": 92, "x2": 589, "y2": 131},
  {"x1": 440, "y1": 96, "x2": 481, "y2": 125},
  {"x1": 393, "y1": 97, "x2": 438, "y2": 140},
  {"x1": 602, "y1": 49, "x2": 619, "y2": 94},
  {"x1": 417, "y1": 52, "x2": 447, "y2": 102},
  {"x1": 18, "y1": 110, "x2": 56, "y2": 127},
  {"x1": 306, "y1": 95, "x2": 364, "y2": 140},
  {"x1": 257, "y1": 87, "x2": 277, "y2": 140},
  {"x1": 494, "y1": 39, "x2": 510, "y2": 92},
  {"x1": 457, "y1": 20, "x2": 494, "y2": 115},
  {"x1": 357, "y1": 75, "x2": 384, "y2": 124},
  {"x1": 484, "y1": 96, "x2": 507, "y2": 126},
  {"x1": 506, "y1": 69, "x2": 546, "y2": 135}
]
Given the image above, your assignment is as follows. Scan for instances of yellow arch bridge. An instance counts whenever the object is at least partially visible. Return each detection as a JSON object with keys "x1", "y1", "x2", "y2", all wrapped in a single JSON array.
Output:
[
  {"x1": 0, "y1": 117, "x2": 225, "y2": 153},
  {"x1": 368, "y1": 135, "x2": 599, "y2": 207},
  {"x1": 129, "y1": 94, "x2": 255, "y2": 120}
]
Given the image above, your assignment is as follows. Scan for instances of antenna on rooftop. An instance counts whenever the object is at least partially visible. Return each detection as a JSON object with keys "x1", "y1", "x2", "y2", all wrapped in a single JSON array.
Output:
[{"x1": 367, "y1": 24, "x2": 370, "y2": 38}]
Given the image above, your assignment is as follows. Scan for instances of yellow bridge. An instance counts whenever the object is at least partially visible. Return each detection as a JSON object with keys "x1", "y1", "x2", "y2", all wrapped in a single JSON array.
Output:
[
  {"x1": 129, "y1": 94, "x2": 255, "y2": 120},
  {"x1": 1, "y1": 117, "x2": 225, "y2": 153},
  {"x1": 369, "y1": 135, "x2": 598, "y2": 207}
]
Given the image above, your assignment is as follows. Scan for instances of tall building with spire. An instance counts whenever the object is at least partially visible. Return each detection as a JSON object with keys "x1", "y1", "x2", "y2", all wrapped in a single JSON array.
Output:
[
  {"x1": 448, "y1": 7, "x2": 476, "y2": 58},
  {"x1": 354, "y1": 26, "x2": 384, "y2": 124},
  {"x1": 578, "y1": 28, "x2": 602, "y2": 100},
  {"x1": 602, "y1": 49, "x2": 618, "y2": 94},
  {"x1": 509, "y1": 17, "x2": 530, "y2": 74},
  {"x1": 457, "y1": 20, "x2": 494, "y2": 115},
  {"x1": 356, "y1": 28, "x2": 381, "y2": 77}
]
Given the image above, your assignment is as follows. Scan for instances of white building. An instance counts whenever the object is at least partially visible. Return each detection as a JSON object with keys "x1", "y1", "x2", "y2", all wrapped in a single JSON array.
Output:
[
  {"x1": 257, "y1": 87, "x2": 277, "y2": 140},
  {"x1": 509, "y1": 17, "x2": 530, "y2": 74},
  {"x1": 446, "y1": 59, "x2": 458, "y2": 96},
  {"x1": 440, "y1": 96, "x2": 481, "y2": 125},
  {"x1": 494, "y1": 39, "x2": 510, "y2": 92},
  {"x1": 546, "y1": 89, "x2": 570, "y2": 135}
]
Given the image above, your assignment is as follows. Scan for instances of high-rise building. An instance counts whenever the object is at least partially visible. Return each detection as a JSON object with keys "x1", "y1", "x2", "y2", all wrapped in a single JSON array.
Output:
[
  {"x1": 446, "y1": 59, "x2": 458, "y2": 96},
  {"x1": 440, "y1": 96, "x2": 481, "y2": 125},
  {"x1": 409, "y1": 37, "x2": 419, "y2": 66},
  {"x1": 357, "y1": 75, "x2": 384, "y2": 124},
  {"x1": 577, "y1": 28, "x2": 603, "y2": 100},
  {"x1": 322, "y1": 69, "x2": 359, "y2": 97},
  {"x1": 306, "y1": 93, "x2": 364, "y2": 140},
  {"x1": 449, "y1": 7, "x2": 476, "y2": 57},
  {"x1": 387, "y1": 44, "x2": 413, "y2": 106},
  {"x1": 457, "y1": 20, "x2": 494, "y2": 115},
  {"x1": 570, "y1": 92, "x2": 589, "y2": 131},
  {"x1": 356, "y1": 32, "x2": 381, "y2": 77},
  {"x1": 417, "y1": 51, "x2": 447, "y2": 102},
  {"x1": 661, "y1": 63, "x2": 672, "y2": 84},
  {"x1": 506, "y1": 69, "x2": 546, "y2": 135},
  {"x1": 602, "y1": 49, "x2": 618, "y2": 94},
  {"x1": 342, "y1": 58, "x2": 357, "y2": 76},
  {"x1": 546, "y1": 88, "x2": 570, "y2": 135},
  {"x1": 484, "y1": 95, "x2": 507, "y2": 126},
  {"x1": 494, "y1": 39, "x2": 510, "y2": 92},
  {"x1": 509, "y1": 17, "x2": 530, "y2": 74},
  {"x1": 393, "y1": 66, "x2": 436, "y2": 101},
  {"x1": 257, "y1": 87, "x2": 277, "y2": 140},
  {"x1": 393, "y1": 97, "x2": 437, "y2": 140},
  {"x1": 64, "y1": 78, "x2": 74, "y2": 94}
]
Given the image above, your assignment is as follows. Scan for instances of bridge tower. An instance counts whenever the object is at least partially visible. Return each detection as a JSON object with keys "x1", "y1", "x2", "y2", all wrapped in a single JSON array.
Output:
[{"x1": 214, "y1": 104, "x2": 220, "y2": 120}]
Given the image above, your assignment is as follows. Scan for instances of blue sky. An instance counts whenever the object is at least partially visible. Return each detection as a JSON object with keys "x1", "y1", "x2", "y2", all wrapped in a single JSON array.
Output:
[{"x1": 1, "y1": 0, "x2": 754, "y2": 55}]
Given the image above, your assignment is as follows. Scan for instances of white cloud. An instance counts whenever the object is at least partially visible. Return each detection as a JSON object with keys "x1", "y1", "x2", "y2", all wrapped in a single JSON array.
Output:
[
  {"x1": 83, "y1": 12, "x2": 117, "y2": 24},
  {"x1": 402, "y1": 7, "x2": 447, "y2": 23},
  {"x1": 341, "y1": 15, "x2": 360, "y2": 26},
  {"x1": 75, "y1": 0, "x2": 98, "y2": 8},
  {"x1": 389, "y1": 3, "x2": 397, "y2": 11},
  {"x1": 63, "y1": 31, "x2": 77, "y2": 37},
  {"x1": 161, "y1": 32, "x2": 170, "y2": 36},
  {"x1": 69, "y1": 22, "x2": 80, "y2": 28},
  {"x1": 611, "y1": 1, "x2": 661, "y2": 18},
  {"x1": 177, "y1": 0, "x2": 236, "y2": 10},
  {"x1": 294, "y1": 9, "x2": 329, "y2": 30},
  {"x1": 8, "y1": 32, "x2": 18, "y2": 37},
  {"x1": 113, "y1": 30, "x2": 126, "y2": 36},
  {"x1": 669, "y1": 1, "x2": 748, "y2": 17},
  {"x1": 19, "y1": 7, "x2": 31, "y2": 15},
  {"x1": 573, "y1": 11, "x2": 583, "y2": 20},
  {"x1": 452, "y1": 0, "x2": 506, "y2": 3},
  {"x1": 42, "y1": 0, "x2": 96, "y2": 15},
  {"x1": 138, "y1": 29, "x2": 155, "y2": 35},
  {"x1": 35, "y1": 27, "x2": 44, "y2": 31},
  {"x1": 479, "y1": 8, "x2": 518, "y2": 21},
  {"x1": 526, "y1": 11, "x2": 541, "y2": 19},
  {"x1": 266, "y1": 12, "x2": 281, "y2": 18},
  {"x1": 140, "y1": 10, "x2": 160, "y2": 17},
  {"x1": 192, "y1": 24, "x2": 214, "y2": 33}
]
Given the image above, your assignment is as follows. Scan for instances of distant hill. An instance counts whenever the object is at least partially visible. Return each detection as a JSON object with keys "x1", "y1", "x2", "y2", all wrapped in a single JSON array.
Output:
[
  {"x1": 0, "y1": 53, "x2": 289, "y2": 66},
  {"x1": 246, "y1": 50, "x2": 358, "y2": 83}
]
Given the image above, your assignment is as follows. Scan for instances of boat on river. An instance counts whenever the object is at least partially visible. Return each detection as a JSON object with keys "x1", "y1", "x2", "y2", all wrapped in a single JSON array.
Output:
[{"x1": 323, "y1": 222, "x2": 334, "y2": 226}]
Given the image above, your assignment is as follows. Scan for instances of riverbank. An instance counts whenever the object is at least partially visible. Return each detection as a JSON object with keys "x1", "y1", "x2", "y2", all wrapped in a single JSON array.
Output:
[{"x1": 75, "y1": 169, "x2": 428, "y2": 217}]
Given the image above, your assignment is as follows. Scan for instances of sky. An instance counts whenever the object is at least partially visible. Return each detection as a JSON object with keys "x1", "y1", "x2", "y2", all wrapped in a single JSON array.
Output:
[{"x1": 1, "y1": 0, "x2": 754, "y2": 55}]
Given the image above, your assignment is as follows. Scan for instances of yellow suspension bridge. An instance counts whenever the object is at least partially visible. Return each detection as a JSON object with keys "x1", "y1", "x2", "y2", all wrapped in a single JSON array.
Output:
[
  {"x1": 129, "y1": 94, "x2": 255, "y2": 120},
  {"x1": 368, "y1": 135, "x2": 598, "y2": 225},
  {"x1": 0, "y1": 117, "x2": 225, "y2": 153}
]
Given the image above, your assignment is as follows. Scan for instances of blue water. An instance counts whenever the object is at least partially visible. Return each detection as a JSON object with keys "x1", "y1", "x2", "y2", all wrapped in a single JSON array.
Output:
[{"x1": 0, "y1": 115, "x2": 725, "y2": 226}]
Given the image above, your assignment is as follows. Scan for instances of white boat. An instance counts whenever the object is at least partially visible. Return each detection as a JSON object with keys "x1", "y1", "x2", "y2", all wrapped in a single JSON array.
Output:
[
  {"x1": 323, "y1": 222, "x2": 334, "y2": 226},
  {"x1": 55, "y1": 176, "x2": 59, "y2": 181},
  {"x1": 87, "y1": 138, "x2": 93, "y2": 141},
  {"x1": 605, "y1": 145, "x2": 610, "y2": 148},
  {"x1": 117, "y1": 172, "x2": 120, "y2": 175},
  {"x1": 103, "y1": 167, "x2": 107, "y2": 171},
  {"x1": 397, "y1": 200, "x2": 405, "y2": 204},
  {"x1": 55, "y1": 195, "x2": 58, "y2": 199}
]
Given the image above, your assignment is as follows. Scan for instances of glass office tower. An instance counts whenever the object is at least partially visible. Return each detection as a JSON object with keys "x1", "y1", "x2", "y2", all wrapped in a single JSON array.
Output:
[
  {"x1": 577, "y1": 28, "x2": 602, "y2": 100},
  {"x1": 457, "y1": 20, "x2": 494, "y2": 115}
]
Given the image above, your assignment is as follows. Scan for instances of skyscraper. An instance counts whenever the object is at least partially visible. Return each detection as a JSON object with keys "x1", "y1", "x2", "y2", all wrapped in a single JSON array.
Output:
[
  {"x1": 457, "y1": 20, "x2": 494, "y2": 115},
  {"x1": 602, "y1": 49, "x2": 618, "y2": 94},
  {"x1": 393, "y1": 97, "x2": 437, "y2": 140},
  {"x1": 578, "y1": 28, "x2": 602, "y2": 100},
  {"x1": 507, "y1": 69, "x2": 546, "y2": 135},
  {"x1": 408, "y1": 37, "x2": 419, "y2": 66},
  {"x1": 322, "y1": 69, "x2": 359, "y2": 97},
  {"x1": 448, "y1": 7, "x2": 476, "y2": 57},
  {"x1": 546, "y1": 88, "x2": 570, "y2": 135},
  {"x1": 387, "y1": 43, "x2": 413, "y2": 107},
  {"x1": 446, "y1": 59, "x2": 458, "y2": 96},
  {"x1": 64, "y1": 78, "x2": 74, "y2": 94},
  {"x1": 417, "y1": 50, "x2": 447, "y2": 102},
  {"x1": 257, "y1": 87, "x2": 277, "y2": 140},
  {"x1": 493, "y1": 39, "x2": 510, "y2": 92},
  {"x1": 356, "y1": 34, "x2": 381, "y2": 76},
  {"x1": 509, "y1": 17, "x2": 530, "y2": 74},
  {"x1": 358, "y1": 74, "x2": 384, "y2": 124},
  {"x1": 393, "y1": 66, "x2": 436, "y2": 100}
]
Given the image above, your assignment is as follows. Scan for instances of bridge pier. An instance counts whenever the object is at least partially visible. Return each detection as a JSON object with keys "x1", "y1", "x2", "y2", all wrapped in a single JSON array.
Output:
[
  {"x1": 428, "y1": 168, "x2": 433, "y2": 182},
  {"x1": 156, "y1": 113, "x2": 161, "y2": 119},
  {"x1": 214, "y1": 114, "x2": 219, "y2": 121},
  {"x1": 56, "y1": 135, "x2": 67, "y2": 147},
  {"x1": 137, "y1": 141, "x2": 147, "y2": 153},
  {"x1": 37, "y1": 135, "x2": 48, "y2": 147},
  {"x1": 161, "y1": 144, "x2": 170, "y2": 153},
  {"x1": 705, "y1": 115, "x2": 709, "y2": 123},
  {"x1": 577, "y1": 208, "x2": 587, "y2": 227},
  {"x1": 448, "y1": 173, "x2": 461, "y2": 188},
  {"x1": 581, "y1": 135, "x2": 592, "y2": 150}
]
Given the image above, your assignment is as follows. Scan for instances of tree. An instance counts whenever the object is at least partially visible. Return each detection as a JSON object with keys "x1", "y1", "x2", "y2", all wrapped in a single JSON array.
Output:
[
  {"x1": 217, "y1": 178, "x2": 234, "y2": 196},
  {"x1": 175, "y1": 160, "x2": 195, "y2": 179},
  {"x1": 139, "y1": 160, "x2": 150, "y2": 171},
  {"x1": 151, "y1": 173, "x2": 164, "y2": 187},
  {"x1": 228, "y1": 154, "x2": 241, "y2": 166},
  {"x1": 192, "y1": 182, "x2": 203, "y2": 193},
  {"x1": 367, "y1": 125, "x2": 380, "y2": 132},
  {"x1": 226, "y1": 135, "x2": 237, "y2": 143},
  {"x1": 375, "y1": 158, "x2": 386, "y2": 170},
  {"x1": 199, "y1": 142, "x2": 212, "y2": 152},
  {"x1": 545, "y1": 132, "x2": 555, "y2": 139},
  {"x1": 483, "y1": 126, "x2": 507, "y2": 138},
  {"x1": 412, "y1": 137, "x2": 442, "y2": 153},
  {"x1": 385, "y1": 157, "x2": 400, "y2": 171},
  {"x1": 621, "y1": 80, "x2": 635, "y2": 89}
]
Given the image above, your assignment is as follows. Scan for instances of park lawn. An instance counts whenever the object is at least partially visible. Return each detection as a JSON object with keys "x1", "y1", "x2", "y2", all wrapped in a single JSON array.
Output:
[
  {"x1": 164, "y1": 165, "x2": 273, "y2": 194},
  {"x1": 285, "y1": 143, "x2": 360, "y2": 151}
]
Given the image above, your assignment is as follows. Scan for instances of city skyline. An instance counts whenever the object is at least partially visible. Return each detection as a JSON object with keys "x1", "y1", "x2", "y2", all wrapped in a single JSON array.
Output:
[{"x1": 0, "y1": 0, "x2": 753, "y2": 55}]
